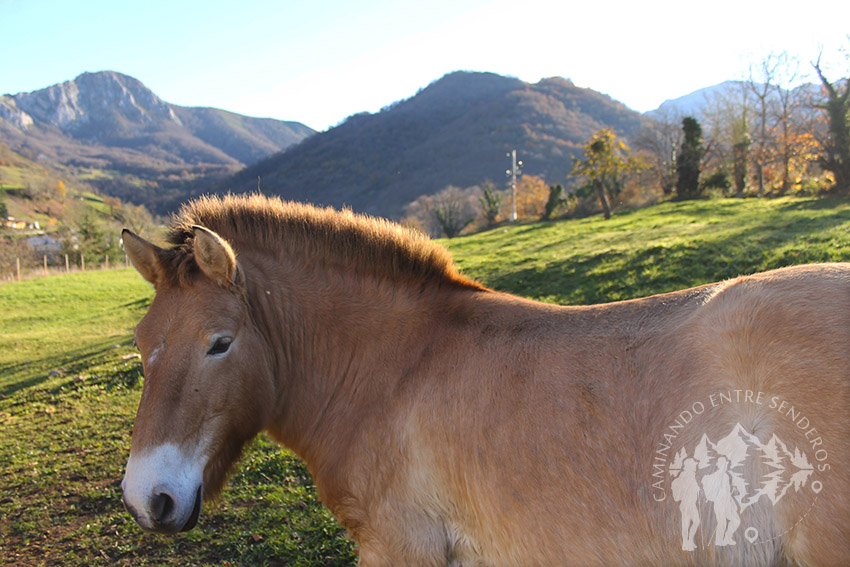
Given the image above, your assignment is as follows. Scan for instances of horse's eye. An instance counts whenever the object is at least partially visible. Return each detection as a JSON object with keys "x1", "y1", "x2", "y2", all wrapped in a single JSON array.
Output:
[{"x1": 207, "y1": 337, "x2": 232, "y2": 356}]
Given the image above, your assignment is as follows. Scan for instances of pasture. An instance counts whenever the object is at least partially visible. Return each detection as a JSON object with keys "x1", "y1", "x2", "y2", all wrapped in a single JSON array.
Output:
[{"x1": 2, "y1": 196, "x2": 850, "y2": 566}]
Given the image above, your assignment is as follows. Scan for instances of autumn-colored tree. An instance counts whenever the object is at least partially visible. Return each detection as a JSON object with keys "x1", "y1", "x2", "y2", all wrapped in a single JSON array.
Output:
[
  {"x1": 512, "y1": 175, "x2": 550, "y2": 220},
  {"x1": 765, "y1": 53, "x2": 802, "y2": 194},
  {"x1": 572, "y1": 129, "x2": 644, "y2": 219},
  {"x1": 743, "y1": 51, "x2": 818, "y2": 195}
]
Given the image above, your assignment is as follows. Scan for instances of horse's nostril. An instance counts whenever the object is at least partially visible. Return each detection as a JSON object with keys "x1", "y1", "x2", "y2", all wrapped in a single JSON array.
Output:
[{"x1": 151, "y1": 491, "x2": 175, "y2": 525}]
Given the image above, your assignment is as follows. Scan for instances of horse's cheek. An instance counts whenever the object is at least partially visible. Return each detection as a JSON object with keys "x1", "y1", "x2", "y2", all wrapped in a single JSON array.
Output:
[{"x1": 235, "y1": 345, "x2": 275, "y2": 430}]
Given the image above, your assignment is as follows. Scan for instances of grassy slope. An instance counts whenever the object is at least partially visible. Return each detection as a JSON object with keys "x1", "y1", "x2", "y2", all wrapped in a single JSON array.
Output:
[
  {"x1": 446, "y1": 197, "x2": 850, "y2": 303},
  {"x1": 3, "y1": 196, "x2": 850, "y2": 566}
]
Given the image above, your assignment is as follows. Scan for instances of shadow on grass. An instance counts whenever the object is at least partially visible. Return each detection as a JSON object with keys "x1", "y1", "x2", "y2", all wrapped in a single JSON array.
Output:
[
  {"x1": 777, "y1": 196, "x2": 850, "y2": 212},
  {"x1": 0, "y1": 336, "x2": 135, "y2": 398},
  {"x1": 121, "y1": 296, "x2": 152, "y2": 310}
]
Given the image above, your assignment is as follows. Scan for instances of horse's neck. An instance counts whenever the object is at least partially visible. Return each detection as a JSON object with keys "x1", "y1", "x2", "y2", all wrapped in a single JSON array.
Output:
[{"x1": 245, "y1": 251, "x2": 467, "y2": 463}]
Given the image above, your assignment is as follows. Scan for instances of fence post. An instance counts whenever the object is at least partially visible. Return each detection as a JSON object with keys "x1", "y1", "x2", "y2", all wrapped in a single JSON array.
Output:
[
  {"x1": 16, "y1": 257, "x2": 20, "y2": 282},
  {"x1": 105, "y1": 254, "x2": 109, "y2": 270},
  {"x1": 81, "y1": 254, "x2": 85, "y2": 271},
  {"x1": 43, "y1": 255, "x2": 48, "y2": 277},
  {"x1": 65, "y1": 254, "x2": 70, "y2": 273}
]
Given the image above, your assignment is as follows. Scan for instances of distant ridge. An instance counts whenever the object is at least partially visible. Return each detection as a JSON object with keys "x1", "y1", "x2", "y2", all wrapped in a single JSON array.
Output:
[
  {"x1": 646, "y1": 80, "x2": 822, "y2": 120},
  {"x1": 217, "y1": 71, "x2": 645, "y2": 218},
  {"x1": 0, "y1": 71, "x2": 314, "y2": 212},
  {"x1": 647, "y1": 81, "x2": 746, "y2": 118}
]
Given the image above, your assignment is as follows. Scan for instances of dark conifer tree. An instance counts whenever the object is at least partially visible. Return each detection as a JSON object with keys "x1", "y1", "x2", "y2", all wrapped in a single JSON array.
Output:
[{"x1": 676, "y1": 117, "x2": 704, "y2": 199}]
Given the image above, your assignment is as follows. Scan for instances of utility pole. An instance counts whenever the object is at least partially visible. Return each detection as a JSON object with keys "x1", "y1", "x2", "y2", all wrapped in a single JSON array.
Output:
[{"x1": 506, "y1": 149, "x2": 523, "y2": 222}]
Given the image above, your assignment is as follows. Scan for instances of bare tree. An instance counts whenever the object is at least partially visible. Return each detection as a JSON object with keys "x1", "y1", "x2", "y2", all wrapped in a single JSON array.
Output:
[
  {"x1": 701, "y1": 82, "x2": 752, "y2": 196},
  {"x1": 769, "y1": 53, "x2": 812, "y2": 195},
  {"x1": 633, "y1": 110, "x2": 683, "y2": 196},
  {"x1": 433, "y1": 185, "x2": 478, "y2": 238},
  {"x1": 747, "y1": 54, "x2": 784, "y2": 196},
  {"x1": 0, "y1": 236, "x2": 35, "y2": 279},
  {"x1": 403, "y1": 185, "x2": 481, "y2": 238}
]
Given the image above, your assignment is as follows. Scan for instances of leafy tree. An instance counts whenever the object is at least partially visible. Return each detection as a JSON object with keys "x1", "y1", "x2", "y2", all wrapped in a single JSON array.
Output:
[
  {"x1": 701, "y1": 171, "x2": 731, "y2": 195},
  {"x1": 543, "y1": 184, "x2": 568, "y2": 220},
  {"x1": 571, "y1": 129, "x2": 644, "y2": 219},
  {"x1": 676, "y1": 117, "x2": 704, "y2": 199},
  {"x1": 812, "y1": 52, "x2": 850, "y2": 193},
  {"x1": 0, "y1": 193, "x2": 7, "y2": 220},
  {"x1": 63, "y1": 212, "x2": 123, "y2": 265},
  {"x1": 478, "y1": 182, "x2": 503, "y2": 227}
]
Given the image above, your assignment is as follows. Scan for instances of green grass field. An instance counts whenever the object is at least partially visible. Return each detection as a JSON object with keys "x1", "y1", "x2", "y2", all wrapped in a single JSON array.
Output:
[{"x1": 3, "y1": 196, "x2": 850, "y2": 566}]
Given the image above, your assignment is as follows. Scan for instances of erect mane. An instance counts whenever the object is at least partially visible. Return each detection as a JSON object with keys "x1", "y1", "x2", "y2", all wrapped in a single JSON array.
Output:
[{"x1": 161, "y1": 194, "x2": 484, "y2": 290}]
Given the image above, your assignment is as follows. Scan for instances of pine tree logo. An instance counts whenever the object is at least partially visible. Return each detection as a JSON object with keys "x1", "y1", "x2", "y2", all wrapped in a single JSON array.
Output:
[{"x1": 668, "y1": 423, "x2": 819, "y2": 551}]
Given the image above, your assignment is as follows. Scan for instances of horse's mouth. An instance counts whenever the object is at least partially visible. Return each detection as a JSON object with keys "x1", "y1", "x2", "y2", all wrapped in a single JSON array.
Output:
[{"x1": 181, "y1": 485, "x2": 203, "y2": 532}]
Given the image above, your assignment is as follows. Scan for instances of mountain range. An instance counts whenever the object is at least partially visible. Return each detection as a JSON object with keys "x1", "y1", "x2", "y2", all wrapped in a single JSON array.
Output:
[
  {"x1": 649, "y1": 81, "x2": 745, "y2": 118},
  {"x1": 3, "y1": 70, "x2": 759, "y2": 219},
  {"x1": 0, "y1": 71, "x2": 314, "y2": 212}
]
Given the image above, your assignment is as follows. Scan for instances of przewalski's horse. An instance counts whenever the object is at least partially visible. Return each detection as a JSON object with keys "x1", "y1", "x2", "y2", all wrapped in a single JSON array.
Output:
[{"x1": 121, "y1": 195, "x2": 849, "y2": 566}]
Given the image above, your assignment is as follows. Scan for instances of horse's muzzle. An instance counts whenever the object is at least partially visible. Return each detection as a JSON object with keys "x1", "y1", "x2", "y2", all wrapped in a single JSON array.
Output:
[
  {"x1": 122, "y1": 482, "x2": 203, "y2": 533},
  {"x1": 121, "y1": 443, "x2": 207, "y2": 533}
]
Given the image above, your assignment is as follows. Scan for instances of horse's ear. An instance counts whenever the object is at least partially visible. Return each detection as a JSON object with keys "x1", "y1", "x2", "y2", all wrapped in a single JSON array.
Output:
[
  {"x1": 122, "y1": 229, "x2": 163, "y2": 285},
  {"x1": 191, "y1": 225, "x2": 239, "y2": 286}
]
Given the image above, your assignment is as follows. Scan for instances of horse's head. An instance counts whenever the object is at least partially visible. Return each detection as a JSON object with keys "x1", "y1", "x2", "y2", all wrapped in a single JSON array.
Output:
[{"x1": 120, "y1": 226, "x2": 275, "y2": 533}]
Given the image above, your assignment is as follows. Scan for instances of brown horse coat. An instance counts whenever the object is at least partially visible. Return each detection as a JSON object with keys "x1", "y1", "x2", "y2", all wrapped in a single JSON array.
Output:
[{"x1": 121, "y1": 195, "x2": 849, "y2": 566}]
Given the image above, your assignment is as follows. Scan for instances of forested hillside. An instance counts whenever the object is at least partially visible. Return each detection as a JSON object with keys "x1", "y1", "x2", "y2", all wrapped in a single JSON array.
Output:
[{"x1": 219, "y1": 71, "x2": 644, "y2": 218}]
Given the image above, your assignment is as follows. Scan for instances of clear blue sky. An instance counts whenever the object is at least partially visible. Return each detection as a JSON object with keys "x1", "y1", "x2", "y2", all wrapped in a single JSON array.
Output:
[{"x1": 2, "y1": 0, "x2": 848, "y2": 131}]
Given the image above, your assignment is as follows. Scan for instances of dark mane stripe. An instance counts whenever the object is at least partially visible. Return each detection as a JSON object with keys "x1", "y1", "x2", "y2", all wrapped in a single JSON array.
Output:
[{"x1": 163, "y1": 194, "x2": 484, "y2": 290}]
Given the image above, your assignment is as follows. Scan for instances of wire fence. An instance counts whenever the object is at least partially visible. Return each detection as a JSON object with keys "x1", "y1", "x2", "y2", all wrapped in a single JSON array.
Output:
[{"x1": 3, "y1": 253, "x2": 131, "y2": 282}]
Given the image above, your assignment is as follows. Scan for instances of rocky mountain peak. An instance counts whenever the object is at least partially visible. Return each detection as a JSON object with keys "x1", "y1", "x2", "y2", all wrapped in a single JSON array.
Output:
[{"x1": 8, "y1": 70, "x2": 181, "y2": 134}]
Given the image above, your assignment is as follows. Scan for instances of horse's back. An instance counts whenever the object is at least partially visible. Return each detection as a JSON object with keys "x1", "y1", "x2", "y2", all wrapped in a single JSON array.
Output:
[
  {"x1": 418, "y1": 264, "x2": 850, "y2": 565},
  {"x1": 685, "y1": 264, "x2": 850, "y2": 566}
]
